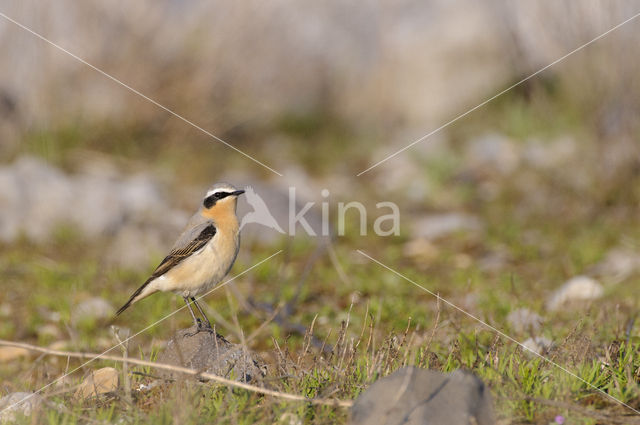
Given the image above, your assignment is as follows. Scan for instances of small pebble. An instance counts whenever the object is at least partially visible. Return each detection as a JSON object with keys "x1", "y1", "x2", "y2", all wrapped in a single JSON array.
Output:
[
  {"x1": 75, "y1": 367, "x2": 119, "y2": 399},
  {"x1": 403, "y1": 238, "x2": 439, "y2": 264},
  {"x1": 38, "y1": 324, "x2": 62, "y2": 339}
]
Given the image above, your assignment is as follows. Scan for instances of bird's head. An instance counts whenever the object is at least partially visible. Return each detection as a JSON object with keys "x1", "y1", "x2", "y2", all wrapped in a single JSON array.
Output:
[{"x1": 201, "y1": 183, "x2": 245, "y2": 216}]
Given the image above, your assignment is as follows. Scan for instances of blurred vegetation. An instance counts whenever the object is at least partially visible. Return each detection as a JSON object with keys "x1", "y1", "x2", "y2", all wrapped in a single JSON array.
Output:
[
  {"x1": 3, "y1": 66, "x2": 640, "y2": 421},
  {"x1": 1, "y1": 2, "x2": 640, "y2": 424}
]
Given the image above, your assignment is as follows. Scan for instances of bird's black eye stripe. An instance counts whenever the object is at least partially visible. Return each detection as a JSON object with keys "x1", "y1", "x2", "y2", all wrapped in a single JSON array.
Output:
[
  {"x1": 203, "y1": 191, "x2": 232, "y2": 208},
  {"x1": 203, "y1": 195, "x2": 215, "y2": 208}
]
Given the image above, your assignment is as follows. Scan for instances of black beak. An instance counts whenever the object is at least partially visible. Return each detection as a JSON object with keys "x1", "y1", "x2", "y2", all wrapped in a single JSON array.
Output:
[{"x1": 232, "y1": 190, "x2": 245, "y2": 196}]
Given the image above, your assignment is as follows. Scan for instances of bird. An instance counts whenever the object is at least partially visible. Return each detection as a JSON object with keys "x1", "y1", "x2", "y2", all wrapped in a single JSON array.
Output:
[
  {"x1": 239, "y1": 185, "x2": 285, "y2": 233},
  {"x1": 115, "y1": 182, "x2": 245, "y2": 332}
]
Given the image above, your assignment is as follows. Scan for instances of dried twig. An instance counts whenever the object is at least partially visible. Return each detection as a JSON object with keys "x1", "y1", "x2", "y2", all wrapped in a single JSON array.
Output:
[
  {"x1": 425, "y1": 294, "x2": 441, "y2": 354},
  {"x1": 0, "y1": 339, "x2": 353, "y2": 408}
]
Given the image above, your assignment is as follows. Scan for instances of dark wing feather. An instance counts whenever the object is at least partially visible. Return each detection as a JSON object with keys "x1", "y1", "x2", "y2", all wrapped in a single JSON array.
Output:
[
  {"x1": 149, "y1": 224, "x2": 216, "y2": 280},
  {"x1": 115, "y1": 224, "x2": 217, "y2": 316}
]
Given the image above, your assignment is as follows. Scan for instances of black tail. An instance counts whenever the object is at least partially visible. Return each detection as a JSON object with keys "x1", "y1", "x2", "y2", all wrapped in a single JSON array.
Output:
[{"x1": 115, "y1": 279, "x2": 152, "y2": 316}]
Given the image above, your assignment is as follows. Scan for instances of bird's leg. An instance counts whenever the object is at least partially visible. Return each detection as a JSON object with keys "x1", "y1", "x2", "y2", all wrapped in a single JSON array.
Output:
[
  {"x1": 183, "y1": 297, "x2": 202, "y2": 329},
  {"x1": 191, "y1": 297, "x2": 213, "y2": 329}
]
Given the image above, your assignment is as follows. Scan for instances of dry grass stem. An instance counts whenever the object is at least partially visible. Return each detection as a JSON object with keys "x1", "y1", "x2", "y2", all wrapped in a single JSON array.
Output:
[{"x1": 0, "y1": 339, "x2": 354, "y2": 408}]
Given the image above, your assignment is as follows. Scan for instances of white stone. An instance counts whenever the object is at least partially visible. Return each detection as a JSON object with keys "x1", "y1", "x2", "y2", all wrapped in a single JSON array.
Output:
[
  {"x1": 413, "y1": 213, "x2": 483, "y2": 240},
  {"x1": 71, "y1": 297, "x2": 115, "y2": 324},
  {"x1": 467, "y1": 133, "x2": 520, "y2": 175},
  {"x1": 507, "y1": 308, "x2": 543, "y2": 334},
  {"x1": 522, "y1": 137, "x2": 577, "y2": 169},
  {"x1": 522, "y1": 336, "x2": 553, "y2": 356},
  {"x1": 38, "y1": 324, "x2": 62, "y2": 339},
  {"x1": 279, "y1": 413, "x2": 303, "y2": 425},
  {"x1": 546, "y1": 276, "x2": 603, "y2": 311},
  {"x1": 0, "y1": 392, "x2": 43, "y2": 423},
  {"x1": 594, "y1": 248, "x2": 640, "y2": 284}
]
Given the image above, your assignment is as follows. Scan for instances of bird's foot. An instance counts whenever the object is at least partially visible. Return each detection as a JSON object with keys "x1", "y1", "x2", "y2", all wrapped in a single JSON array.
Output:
[
  {"x1": 198, "y1": 320, "x2": 214, "y2": 332},
  {"x1": 185, "y1": 319, "x2": 215, "y2": 337}
]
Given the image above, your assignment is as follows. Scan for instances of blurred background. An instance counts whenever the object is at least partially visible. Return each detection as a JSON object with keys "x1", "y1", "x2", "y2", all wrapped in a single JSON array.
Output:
[
  {"x1": 1, "y1": 1, "x2": 640, "y2": 421},
  {"x1": 1, "y1": 0, "x2": 639, "y2": 239}
]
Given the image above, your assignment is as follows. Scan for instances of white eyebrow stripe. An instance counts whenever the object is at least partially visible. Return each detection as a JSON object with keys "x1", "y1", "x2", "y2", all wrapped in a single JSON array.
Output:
[{"x1": 206, "y1": 187, "x2": 235, "y2": 197}]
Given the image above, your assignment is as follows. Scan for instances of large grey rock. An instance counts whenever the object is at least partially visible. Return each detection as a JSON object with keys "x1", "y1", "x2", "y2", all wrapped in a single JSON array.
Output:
[
  {"x1": 157, "y1": 327, "x2": 266, "y2": 384},
  {"x1": 0, "y1": 392, "x2": 43, "y2": 423},
  {"x1": 351, "y1": 367, "x2": 494, "y2": 425},
  {"x1": 0, "y1": 156, "x2": 72, "y2": 242},
  {"x1": 0, "y1": 157, "x2": 186, "y2": 269}
]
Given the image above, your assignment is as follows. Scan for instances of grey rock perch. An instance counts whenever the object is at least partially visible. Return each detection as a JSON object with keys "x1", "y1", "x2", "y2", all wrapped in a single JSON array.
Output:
[
  {"x1": 157, "y1": 326, "x2": 266, "y2": 384},
  {"x1": 351, "y1": 366, "x2": 494, "y2": 425}
]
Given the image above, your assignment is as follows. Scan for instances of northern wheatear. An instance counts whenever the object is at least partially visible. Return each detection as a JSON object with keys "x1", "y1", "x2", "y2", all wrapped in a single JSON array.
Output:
[{"x1": 116, "y1": 183, "x2": 245, "y2": 331}]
